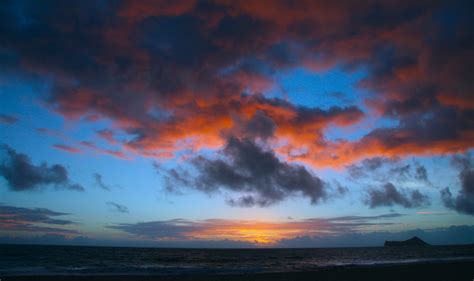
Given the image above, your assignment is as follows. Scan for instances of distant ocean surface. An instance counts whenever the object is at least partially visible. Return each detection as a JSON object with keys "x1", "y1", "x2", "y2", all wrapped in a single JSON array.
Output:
[{"x1": 1, "y1": 244, "x2": 474, "y2": 276}]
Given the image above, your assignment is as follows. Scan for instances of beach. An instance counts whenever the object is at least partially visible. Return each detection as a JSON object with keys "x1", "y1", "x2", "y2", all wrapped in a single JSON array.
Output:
[{"x1": 4, "y1": 260, "x2": 474, "y2": 281}]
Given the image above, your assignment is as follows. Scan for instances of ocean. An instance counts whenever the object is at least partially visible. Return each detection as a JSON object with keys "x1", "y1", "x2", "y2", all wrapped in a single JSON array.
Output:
[{"x1": 1, "y1": 244, "x2": 474, "y2": 276}]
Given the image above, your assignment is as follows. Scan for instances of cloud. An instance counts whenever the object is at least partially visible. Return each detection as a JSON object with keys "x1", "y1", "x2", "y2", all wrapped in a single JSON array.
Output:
[
  {"x1": 414, "y1": 164, "x2": 429, "y2": 182},
  {"x1": 441, "y1": 154, "x2": 474, "y2": 215},
  {"x1": 346, "y1": 157, "x2": 431, "y2": 190},
  {"x1": 1, "y1": 0, "x2": 470, "y2": 169},
  {"x1": 366, "y1": 183, "x2": 429, "y2": 208},
  {"x1": 346, "y1": 157, "x2": 397, "y2": 179},
  {"x1": 1, "y1": 210, "x2": 472, "y2": 248},
  {"x1": 3, "y1": 222, "x2": 473, "y2": 248},
  {"x1": 0, "y1": 144, "x2": 84, "y2": 191},
  {"x1": 224, "y1": 110, "x2": 276, "y2": 141},
  {"x1": 161, "y1": 137, "x2": 329, "y2": 207},
  {"x1": 0, "y1": 114, "x2": 18, "y2": 125},
  {"x1": 340, "y1": 107, "x2": 474, "y2": 162},
  {"x1": 53, "y1": 144, "x2": 82, "y2": 154},
  {"x1": 106, "y1": 201, "x2": 129, "y2": 213},
  {"x1": 94, "y1": 173, "x2": 111, "y2": 191},
  {"x1": 79, "y1": 141, "x2": 129, "y2": 160},
  {"x1": 388, "y1": 164, "x2": 411, "y2": 180},
  {"x1": 96, "y1": 129, "x2": 117, "y2": 145},
  {"x1": 108, "y1": 213, "x2": 404, "y2": 244},
  {"x1": 0, "y1": 204, "x2": 78, "y2": 235}
]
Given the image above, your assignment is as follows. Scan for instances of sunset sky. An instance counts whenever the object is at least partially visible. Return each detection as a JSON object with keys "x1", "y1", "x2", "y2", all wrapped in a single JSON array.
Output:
[{"x1": 1, "y1": 0, "x2": 473, "y2": 247}]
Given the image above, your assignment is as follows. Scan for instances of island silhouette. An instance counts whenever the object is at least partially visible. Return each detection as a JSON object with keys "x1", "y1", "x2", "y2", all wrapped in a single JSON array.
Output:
[{"x1": 384, "y1": 236, "x2": 430, "y2": 247}]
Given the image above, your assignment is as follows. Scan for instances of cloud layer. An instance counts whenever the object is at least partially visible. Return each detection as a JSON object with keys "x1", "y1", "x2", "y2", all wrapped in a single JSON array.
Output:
[
  {"x1": 0, "y1": 205, "x2": 78, "y2": 235},
  {"x1": 0, "y1": 0, "x2": 471, "y2": 167},
  {"x1": 109, "y1": 213, "x2": 403, "y2": 244}
]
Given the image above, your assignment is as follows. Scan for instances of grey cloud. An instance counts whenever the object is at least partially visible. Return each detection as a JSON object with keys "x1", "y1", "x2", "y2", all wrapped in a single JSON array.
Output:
[
  {"x1": 389, "y1": 164, "x2": 411, "y2": 179},
  {"x1": 108, "y1": 219, "x2": 200, "y2": 239},
  {"x1": 366, "y1": 183, "x2": 429, "y2": 208},
  {"x1": 154, "y1": 163, "x2": 191, "y2": 194},
  {"x1": 0, "y1": 145, "x2": 84, "y2": 191},
  {"x1": 223, "y1": 110, "x2": 276, "y2": 141},
  {"x1": 239, "y1": 110, "x2": 276, "y2": 140},
  {"x1": 334, "y1": 183, "x2": 349, "y2": 196},
  {"x1": 163, "y1": 137, "x2": 329, "y2": 207},
  {"x1": 0, "y1": 204, "x2": 78, "y2": 234},
  {"x1": 441, "y1": 154, "x2": 474, "y2": 215},
  {"x1": 94, "y1": 173, "x2": 111, "y2": 191},
  {"x1": 346, "y1": 157, "x2": 397, "y2": 179},
  {"x1": 451, "y1": 153, "x2": 473, "y2": 169},
  {"x1": 347, "y1": 157, "x2": 430, "y2": 184},
  {"x1": 346, "y1": 157, "x2": 432, "y2": 210},
  {"x1": 415, "y1": 164, "x2": 429, "y2": 182},
  {"x1": 330, "y1": 213, "x2": 404, "y2": 221},
  {"x1": 226, "y1": 195, "x2": 269, "y2": 208},
  {"x1": 106, "y1": 201, "x2": 129, "y2": 213}
]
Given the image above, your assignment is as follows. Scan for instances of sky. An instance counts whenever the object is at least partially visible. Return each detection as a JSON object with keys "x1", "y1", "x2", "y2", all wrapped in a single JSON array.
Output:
[{"x1": 0, "y1": 0, "x2": 473, "y2": 248}]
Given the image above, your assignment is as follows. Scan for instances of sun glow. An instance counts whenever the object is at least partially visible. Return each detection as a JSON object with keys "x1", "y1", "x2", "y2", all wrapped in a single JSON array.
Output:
[{"x1": 180, "y1": 220, "x2": 324, "y2": 245}]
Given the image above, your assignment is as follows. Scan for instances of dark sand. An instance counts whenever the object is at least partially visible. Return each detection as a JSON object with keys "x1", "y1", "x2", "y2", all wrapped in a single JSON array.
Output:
[{"x1": 3, "y1": 261, "x2": 474, "y2": 281}]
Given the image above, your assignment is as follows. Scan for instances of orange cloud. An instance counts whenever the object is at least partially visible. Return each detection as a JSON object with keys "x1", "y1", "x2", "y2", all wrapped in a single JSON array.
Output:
[
  {"x1": 53, "y1": 144, "x2": 82, "y2": 154},
  {"x1": 4, "y1": 0, "x2": 472, "y2": 168}
]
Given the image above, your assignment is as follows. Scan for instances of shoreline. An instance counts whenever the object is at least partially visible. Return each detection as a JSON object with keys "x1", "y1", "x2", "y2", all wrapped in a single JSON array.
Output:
[{"x1": 3, "y1": 260, "x2": 474, "y2": 281}]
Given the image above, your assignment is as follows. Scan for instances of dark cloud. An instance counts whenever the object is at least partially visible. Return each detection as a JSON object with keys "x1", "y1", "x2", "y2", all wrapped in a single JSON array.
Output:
[
  {"x1": 164, "y1": 137, "x2": 329, "y2": 207},
  {"x1": 451, "y1": 153, "x2": 473, "y2": 170},
  {"x1": 347, "y1": 158, "x2": 432, "y2": 208},
  {"x1": 329, "y1": 213, "x2": 404, "y2": 221},
  {"x1": 108, "y1": 219, "x2": 200, "y2": 239},
  {"x1": 346, "y1": 157, "x2": 397, "y2": 178},
  {"x1": 0, "y1": 204, "x2": 78, "y2": 234},
  {"x1": 389, "y1": 164, "x2": 411, "y2": 180},
  {"x1": 154, "y1": 163, "x2": 191, "y2": 194},
  {"x1": 106, "y1": 201, "x2": 129, "y2": 213},
  {"x1": 226, "y1": 195, "x2": 264, "y2": 208},
  {"x1": 349, "y1": 107, "x2": 474, "y2": 159},
  {"x1": 94, "y1": 173, "x2": 111, "y2": 191},
  {"x1": 366, "y1": 183, "x2": 429, "y2": 208},
  {"x1": 0, "y1": 144, "x2": 84, "y2": 191},
  {"x1": 334, "y1": 183, "x2": 349, "y2": 196},
  {"x1": 415, "y1": 164, "x2": 429, "y2": 182},
  {"x1": 226, "y1": 110, "x2": 276, "y2": 140},
  {"x1": 346, "y1": 157, "x2": 430, "y2": 186},
  {"x1": 0, "y1": 114, "x2": 18, "y2": 124},
  {"x1": 441, "y1": 154, "x2": 474, "y2": 215},
  {"x1": 1, "y1": 0, "x2": 471, "y2": 168}
]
